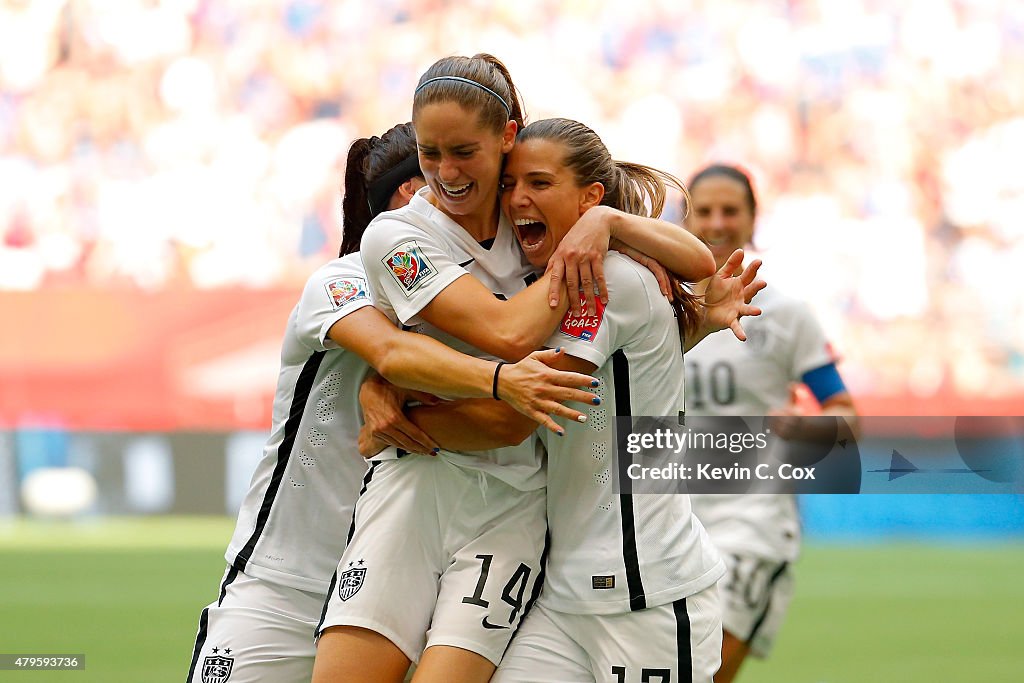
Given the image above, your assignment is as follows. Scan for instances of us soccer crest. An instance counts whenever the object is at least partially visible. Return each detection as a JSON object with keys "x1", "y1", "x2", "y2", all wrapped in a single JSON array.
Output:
[
  {"x1": 338, "y1": 567, "x2": 366, "y2": 601},
  {"x1": 324, "y1": 277, "x2": 368, "y2": 310},
  {"x1": 202, "y1": 654, "x2": 234, "y2": 683},
  {"x1": 744, "y1": 325, "x2": 767, "y2": 353},
  {"x1": 382, "y1": 240, "x2": 437, "y2": 294}
]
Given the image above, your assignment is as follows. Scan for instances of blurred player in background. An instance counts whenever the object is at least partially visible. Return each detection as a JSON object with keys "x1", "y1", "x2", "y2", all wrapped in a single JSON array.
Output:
[
  {"x1": 313, "y1": 55, "x2": 720, "y2": 683},
  {"x1": 186, "y1": 122, "x2": 601, "y2": 683},
  {"x1": 682, "y1": 164, "x2": 860, "y2": 683}
]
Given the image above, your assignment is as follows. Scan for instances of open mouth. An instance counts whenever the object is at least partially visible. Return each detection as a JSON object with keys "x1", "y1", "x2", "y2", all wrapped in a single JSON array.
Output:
[
  {"x1": 514, "y1": 218, "x2": 548, "y2": 248},
  {"x1": 439, "y1": 181, "x2": 472, "y2": 200}
]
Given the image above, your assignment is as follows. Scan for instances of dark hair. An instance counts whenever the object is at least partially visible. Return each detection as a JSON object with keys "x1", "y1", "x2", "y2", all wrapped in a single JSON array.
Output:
[
  {"x1": 518, "y1": 118, "x2": 702, "y2": 338},
  {"x1": 412, "y1": 53, "x2": 525, "y2": 132},
  {"x1": 688, "y1": 164, "x2": 757, "y2": 218},
  {"x1": 339, "y1": 122, "x2": 421, "y2": 257}
]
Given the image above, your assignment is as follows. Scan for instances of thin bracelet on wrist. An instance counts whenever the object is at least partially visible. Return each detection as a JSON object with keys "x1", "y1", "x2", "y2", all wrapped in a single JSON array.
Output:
[{"x1": 492, "y1": 361, "x2": 508, "y2": 401}]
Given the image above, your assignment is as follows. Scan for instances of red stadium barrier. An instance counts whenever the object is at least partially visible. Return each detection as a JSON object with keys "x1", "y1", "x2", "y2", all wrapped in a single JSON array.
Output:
[{"x1": 1, "y1": 288, "x2": 1022, "y2": 431}]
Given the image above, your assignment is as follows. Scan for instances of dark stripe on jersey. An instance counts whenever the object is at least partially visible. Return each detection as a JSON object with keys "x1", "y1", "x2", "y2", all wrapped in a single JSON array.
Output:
[
  {"x1": 185, "y1": 607, "x2": 209, "y2": 682},
  {"x1": 459, "y1": 257, "x2": 475, "y2": 267},
  {"x1": 672, "y1": 597, "x2": 692, "y2": 680},
  {"x1": 612, "y1": 349, "x2": 646, "y2": 610},
  {"x1": 346, "y1": 461, "x2": 380, "y2": 545},
  {"x1": 747, "y1": 561, "x2": 789, "y2": 642},
  {"x1": 231, "y1": 351, "x2": 326, "y2": 572},
  {"x1": 314, "y1": 570, "x2": 339, "y2": 638}
]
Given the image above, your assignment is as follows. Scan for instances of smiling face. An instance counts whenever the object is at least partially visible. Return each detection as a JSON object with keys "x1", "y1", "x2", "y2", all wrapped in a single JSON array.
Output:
[
  {"x1": 414, "y1": 101, "x2": 515, "y2": 234},
  {"x1": 684, "y1": 174, "x2": 756, "y2": 269},
  {"x1": 500, "y1": 138, "x2": 603, "y2": 268}
]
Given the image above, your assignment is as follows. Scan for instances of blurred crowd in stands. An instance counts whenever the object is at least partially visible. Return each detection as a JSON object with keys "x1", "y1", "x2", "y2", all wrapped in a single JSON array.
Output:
[{"x1": 2, "y1": 0, "x2": 1022, "y2": 401}]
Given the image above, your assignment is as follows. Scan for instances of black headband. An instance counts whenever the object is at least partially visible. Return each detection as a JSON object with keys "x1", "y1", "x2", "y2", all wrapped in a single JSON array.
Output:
[{"x1": 367, "y1": 154, "x2": 422, "y2": 217}]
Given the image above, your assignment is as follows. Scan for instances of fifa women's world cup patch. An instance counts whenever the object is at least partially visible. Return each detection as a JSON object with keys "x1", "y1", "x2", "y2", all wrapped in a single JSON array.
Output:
[
  {"x1": 382, "y1": 240, "x2": 437, "y2": 295},
  {"x1": 324, "y1": 277, "x2": 369, "y2": 310},
  {"x1": 558, "y1": 294, "x2": 605, "y2": 342}
]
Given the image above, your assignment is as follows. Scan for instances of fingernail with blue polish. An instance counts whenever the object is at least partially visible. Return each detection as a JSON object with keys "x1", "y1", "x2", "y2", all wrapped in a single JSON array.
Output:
[
  {"x1": 591, "y1": 380, "x2": 600, "y2": 387},
  {"x1": 432, "y1": 448, "x2": 440, "y2": 454},
  {"x1": 557, "y1": 429, "x2": 565, "y2": 437},
  {"x1": 556, "y1": 347, "x2": 562, "y2": 353},
  {"x1": 592, "y1": 397, "x2": 601, "y2": 405}
]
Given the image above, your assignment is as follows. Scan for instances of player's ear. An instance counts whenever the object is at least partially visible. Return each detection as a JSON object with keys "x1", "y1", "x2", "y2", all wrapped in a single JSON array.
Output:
[
  {"x1": 387, "y1": 177, "x2": 425, "y2": 211},
  {"x1": 579, "y1": 182, "x2": 604, "y2": 213},
  {"x1": 500, "y1": 120, "x2": 517, "y2": 153}
]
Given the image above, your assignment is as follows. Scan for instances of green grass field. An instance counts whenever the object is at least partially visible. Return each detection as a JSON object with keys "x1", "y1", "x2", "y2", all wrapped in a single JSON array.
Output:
[{"x1": 1, "y1": 517, "x2": 1022, "y2": 682}]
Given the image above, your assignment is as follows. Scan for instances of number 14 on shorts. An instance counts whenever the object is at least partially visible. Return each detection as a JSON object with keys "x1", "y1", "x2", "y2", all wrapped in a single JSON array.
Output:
[{"x1": 462, "y1": 554, "x2": 533, "y2": 630}]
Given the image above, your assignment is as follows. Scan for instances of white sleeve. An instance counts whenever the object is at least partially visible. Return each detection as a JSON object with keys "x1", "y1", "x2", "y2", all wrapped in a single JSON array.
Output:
[
  {"x1": 295, "y1": 257, "x2": 374, "y2": 351},
  {"x1": 359, "y1": 215, "x2": 468, "y2": 325},
  {"x1": 785, "y1": 301, "x2": 838, "y2": 379},
  {"x1": 545, "y1": 256, "x2": 652, "y2": 368}
]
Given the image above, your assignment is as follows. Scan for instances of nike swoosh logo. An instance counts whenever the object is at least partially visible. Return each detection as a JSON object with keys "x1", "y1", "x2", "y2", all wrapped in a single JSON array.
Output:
[{"x1": 481, "y1": 616, "x2": 509, "y2": 630}]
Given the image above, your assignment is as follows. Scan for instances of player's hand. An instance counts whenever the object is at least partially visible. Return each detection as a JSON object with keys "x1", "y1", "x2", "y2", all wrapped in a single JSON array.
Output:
[
  {"x1": 357, "y1": 427, "x2": 389, "y2": 459},
  {"x1": 765, "y1": 384, "x2": 805, "y2": 440},
  {"x1": 357, "y1": 373, "x2": 440, "y2": 457},
  {"x1": 700, "y1": 249, "x2": 766, "y2": 341},
  {"x1": 610, "y1": 239, "x2": 672, "y2": 298},
  {"x1": 496, "y1": 348, "x2": 601, "y2": 435},
  {"x1": 547, "y1": 206, "x2": 612, "y2": 316}
]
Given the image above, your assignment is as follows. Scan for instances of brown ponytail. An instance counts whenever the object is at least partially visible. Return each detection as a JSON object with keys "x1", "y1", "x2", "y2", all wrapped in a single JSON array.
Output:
[
  {"x1": 340, "y1": 137, "x2": 374, "y2": 257},
  {"x1": 339, "y1": 122, "x2": 420, "y2": 256}
]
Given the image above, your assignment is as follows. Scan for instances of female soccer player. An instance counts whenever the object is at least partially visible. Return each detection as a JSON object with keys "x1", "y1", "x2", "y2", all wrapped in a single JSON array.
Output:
[
  {"x1": 683, "y1": 164, "x2": 859, "y2": 683},
  {"x1": 465, "y1": 118, "x2": 729, "y2": 683},
  {"x1": 185, "y1": 122, "x2": 600, "y2": 683},
  {"x1": 313, "y1": 56, "x2": 718, "y2": 683}
]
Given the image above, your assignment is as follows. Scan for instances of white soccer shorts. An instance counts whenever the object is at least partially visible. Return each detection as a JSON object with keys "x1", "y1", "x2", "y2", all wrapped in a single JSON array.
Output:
[
  {"x1": 187, "y1": 567, "x2": 326, "y2": 683},
  {"x1": 317, "y1": 455, "x2": 547, "y2": 666},
  {"x1": 718, "y1": 553, "x2": 794, "y2": 658},
  {"x1": 493, "y1": 583, "x2": 722, "y2": 683}
]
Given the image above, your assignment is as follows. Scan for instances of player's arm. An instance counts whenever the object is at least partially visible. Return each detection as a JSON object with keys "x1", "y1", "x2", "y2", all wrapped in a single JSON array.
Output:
[
  {"x1": 331, "y1": 307, "x2": 598, "y2": 417},
  {"x1": 768, "y1": 368, "x2": 860, "y2": 443},
  {"x1": 547, "y1": 205, "x2": 717, "y2": 316},
  {"x1": 365, "y1": 217, "x2": 712, "y2": 362},
  {"x1": 400, "y1": 351, "x2": 599, "y2": 453},
  {"x1": 415, "y1": 225, "x2": 711, "y2": 362},
  {"x1": 362, "y1": 218, "x2": 573, "y2": 361},
  {"x1": 414, "y1": 273, "x2": 571, "y2": 362},
  {"x1": 409, "y1": 259, "x2": 637, "y2": 455},
  {"x1": 809, "y1": 369, "x2": 860, "y2": 441}
]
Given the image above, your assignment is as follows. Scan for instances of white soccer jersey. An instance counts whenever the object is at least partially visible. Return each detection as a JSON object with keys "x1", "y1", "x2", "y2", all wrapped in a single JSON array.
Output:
[
  {"x1": 686, "y1": 287, "x2": 837, "y2": 562},
  {"x1": 224, "y1": 254, "x2": 374, "y2": 595},
  {"x1": 358, "y1": 188, "x2": 545, "y2": 491},
  {"x1": 539, "y1": 253, "x2": 725, "y2": 615}
]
